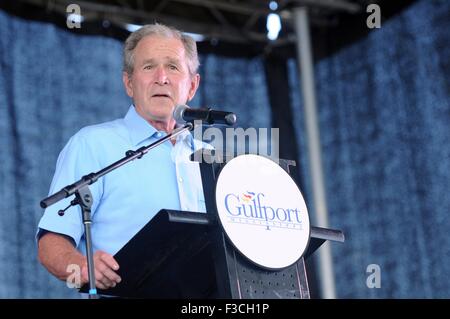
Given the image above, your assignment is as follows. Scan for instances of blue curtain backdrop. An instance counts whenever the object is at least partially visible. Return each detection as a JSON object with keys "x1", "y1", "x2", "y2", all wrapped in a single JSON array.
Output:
[
  {"x1": 0, "y1": 9, "x2": 271, "y2": 298},
  {"x1": 289, "y1": 0, "x2": 450, "y2": 298}
]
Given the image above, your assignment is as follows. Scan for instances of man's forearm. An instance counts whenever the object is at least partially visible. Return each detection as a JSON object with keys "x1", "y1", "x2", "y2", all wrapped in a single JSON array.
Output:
[{"x1": 37, "y1": 232, "x2": 86, "y2": 281}]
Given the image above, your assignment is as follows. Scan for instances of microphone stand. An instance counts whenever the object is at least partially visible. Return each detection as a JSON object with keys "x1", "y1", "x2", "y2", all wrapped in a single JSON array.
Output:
[{"x1": 40, "y1": 122, "x2": 194, "y2": 299}]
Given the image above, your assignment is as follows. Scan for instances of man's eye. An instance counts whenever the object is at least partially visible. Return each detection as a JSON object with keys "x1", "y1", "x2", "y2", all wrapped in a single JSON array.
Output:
[
  {"x1": 169, "y1": 64, "x2": 178, "y2": 70},
  {"x1": 144, "y1": 65, "x2": 154, "y2": 70}
]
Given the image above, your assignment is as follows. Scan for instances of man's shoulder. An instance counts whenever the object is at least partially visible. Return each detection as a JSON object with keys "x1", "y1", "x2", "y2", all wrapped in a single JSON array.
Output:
[{"x1": 74, "y1": 118, "x2": 127, "y2": 141}]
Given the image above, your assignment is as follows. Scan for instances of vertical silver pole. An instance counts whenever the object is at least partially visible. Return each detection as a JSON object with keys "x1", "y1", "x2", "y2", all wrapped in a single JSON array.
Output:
[{"x1": 293, "y1": 6, "x2": 336, "y2": 299}]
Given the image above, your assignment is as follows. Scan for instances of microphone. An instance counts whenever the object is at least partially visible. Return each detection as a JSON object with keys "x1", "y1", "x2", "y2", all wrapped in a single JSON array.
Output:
[{"x1": 173, "y1": 105, "x2": 237, "y2": 126}]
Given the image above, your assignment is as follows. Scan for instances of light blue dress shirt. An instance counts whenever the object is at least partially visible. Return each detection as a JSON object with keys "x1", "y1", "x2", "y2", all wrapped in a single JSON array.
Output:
[{"x1": 38, "y1": 105, "x2": 206, "y2": 255}]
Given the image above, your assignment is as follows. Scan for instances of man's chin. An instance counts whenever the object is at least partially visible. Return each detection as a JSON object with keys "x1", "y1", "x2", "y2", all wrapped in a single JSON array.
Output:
[
  {"x1": 146, "y1": 103, "x2": 174, "y2": 116},
  {"x1": 149, "y1": 113, "x2": 172, "y2": 122}
]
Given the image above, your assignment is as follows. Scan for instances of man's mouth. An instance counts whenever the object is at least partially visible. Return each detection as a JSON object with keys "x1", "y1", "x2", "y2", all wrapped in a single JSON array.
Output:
[{"x1": 152, "y1": 94, "x2": 170, "y2": 98}]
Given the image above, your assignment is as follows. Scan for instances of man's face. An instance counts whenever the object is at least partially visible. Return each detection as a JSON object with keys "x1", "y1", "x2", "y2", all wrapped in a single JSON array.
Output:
[{"x1": 123, "y1": 35, "x2": 200, "y2": 124}]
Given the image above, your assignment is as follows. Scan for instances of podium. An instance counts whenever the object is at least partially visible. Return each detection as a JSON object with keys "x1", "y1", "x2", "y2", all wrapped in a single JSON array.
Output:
[{"x1": 87, "y1": 154, "x2": 344, "y2": 299}]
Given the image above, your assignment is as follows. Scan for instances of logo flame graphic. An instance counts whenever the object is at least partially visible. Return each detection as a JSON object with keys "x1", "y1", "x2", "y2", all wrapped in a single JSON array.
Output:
[{"x1": 240, "y1": 191, "x2": 255, "y2": 203}]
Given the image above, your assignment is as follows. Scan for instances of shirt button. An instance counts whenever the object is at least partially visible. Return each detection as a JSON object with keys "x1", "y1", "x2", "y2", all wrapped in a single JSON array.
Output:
[{"x1": 179, "y1": 177, "x2": 183, "y2": 183}]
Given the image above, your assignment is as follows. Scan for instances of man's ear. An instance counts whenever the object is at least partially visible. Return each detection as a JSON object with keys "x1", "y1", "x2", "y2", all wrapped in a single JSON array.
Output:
[
  {"x1": 123, "y1": 72, "x2": 133, "y2": 98},
  {"x1": 187, "y1": 74, "x2": 201, "y2": 102}
]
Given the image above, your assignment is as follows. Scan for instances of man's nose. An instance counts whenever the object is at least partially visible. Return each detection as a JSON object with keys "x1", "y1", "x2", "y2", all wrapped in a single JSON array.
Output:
[{"x1": 154, "y1": 66, "x2": 169, "y2": 85}]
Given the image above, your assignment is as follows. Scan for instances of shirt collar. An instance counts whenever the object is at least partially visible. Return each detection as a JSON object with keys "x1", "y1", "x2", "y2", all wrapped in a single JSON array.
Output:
[
  {"x1": 123, "y1": 105, "x2": 200, "y2": 149},
  {"x1": 123, "y1": 105, "x2": 158, "y2": 146}
]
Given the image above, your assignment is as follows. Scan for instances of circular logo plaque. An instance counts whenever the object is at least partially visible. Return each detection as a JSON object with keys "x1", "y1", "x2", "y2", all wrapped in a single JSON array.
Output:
[{"x1": 215, "y1": 154, "x2": 310, "y2": 269}]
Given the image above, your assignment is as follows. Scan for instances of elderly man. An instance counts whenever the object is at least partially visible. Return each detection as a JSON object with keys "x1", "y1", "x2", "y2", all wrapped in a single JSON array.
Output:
[{"x1": 37, "y1": 23, "x2": 206, "y2": 291}]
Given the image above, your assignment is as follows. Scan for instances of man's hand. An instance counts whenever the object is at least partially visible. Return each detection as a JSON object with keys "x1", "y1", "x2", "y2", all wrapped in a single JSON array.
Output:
[{"x1": 81, "y1": 250, "x2": 121, "y2": 290}]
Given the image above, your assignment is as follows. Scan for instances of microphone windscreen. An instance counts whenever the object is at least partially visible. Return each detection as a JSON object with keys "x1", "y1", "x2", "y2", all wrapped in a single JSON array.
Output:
[
  {"x1": 225, "y1": 113, "x2": 237, "y2": 125},
  {"x1": 173, "y1": 104, "x2": 189, "y2": 124}
]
